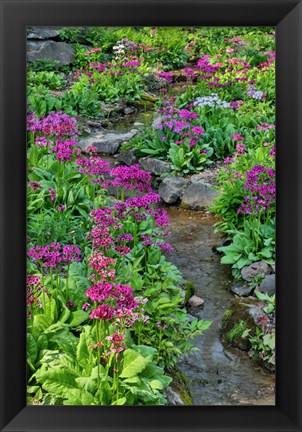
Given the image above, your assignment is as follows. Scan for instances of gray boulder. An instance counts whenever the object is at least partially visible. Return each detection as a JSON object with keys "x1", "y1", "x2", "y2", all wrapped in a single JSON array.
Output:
[
  {"x1": 27, "y1": 27, "x2": 60, "y2": 40},
  {"x1": 152, "y1": 115, "x2": 163, "y2": 129},
  {"x1": 259, "y1": 274, "x2": 275, "y2": 296},
  {"x1": 158, "y1": 176, "x2": 186, "y2": 204},
  {"x1": 181, "y1": 181, "x2": 219, "y2": 210},
  {"x1": 116, "y1": 149, "x2": 138, "y2": 166},
  {"x1": 241, "y1": 261, "x2": 272, "y2": 282},
  {"x1": 27, "y1": 41, "x2": 75, "y2": 67},
  {"x1": 78, "y1": 129, "x2": 138, "y2": 155},
  {"x1": 139, "y1": 157, "x2": 171, "y2": 175},
  {"x1": 230, "y1": 282, "x2": 255, "y2": 297},
  {"x1": 165, "y1": 387, "x2": 185, "y2": 406}
]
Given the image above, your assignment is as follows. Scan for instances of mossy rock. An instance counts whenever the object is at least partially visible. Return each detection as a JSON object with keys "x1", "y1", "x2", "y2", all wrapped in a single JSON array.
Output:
[
  {"x1": 221, "y1": 298, "x2": 259, "y2": 351},
  {"x1": 180, "y1": 201, "x2": 191, "y2": 210},
  {"x1": 182, "y1": 280, "x2": 196, "y2": 306},
  {"x1": 166, "y1": 366, "x2": 192, "y2": 405}
]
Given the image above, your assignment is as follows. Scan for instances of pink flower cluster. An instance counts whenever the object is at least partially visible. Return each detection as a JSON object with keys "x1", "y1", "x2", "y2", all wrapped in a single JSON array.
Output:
[
  {"x1": 257, "y1": 123, "x2": 275, "y2": 131},
  {"x1": 238, "y1": 165, "x2": 275, "y2": 215},
  {"x1": 89, "y1": 251, "x2": 116, "y2": 282},
  {"x1": 110, "y1": 164, "x2": 152, "y2": 193},
  {"x1": 85, "y1": 47, "x2": 102, "y2": 55},
  {"x1": 27, "y1": 275, "x2": 43, "y2": 318},
  {"x1": 86, "y1": 282, "x2": 137, "y2": 320},
  {"x1": 27, "y1": 111, "x2": 80, "y2": 138},
  {"x1": 49, "y1": 139, "x2": 77, "y2": 162},
  {"x1": 157, "y1": 72, "x2": 174, "y2": 83},
  {"x1": 29, "y1": 180, "x2": 42, "y2": 191},
  {"x1": 156, "y1": 94, "x2": 204, "y2": 148},
  {"x1": 76, "y1": 156, "x2": 111, "y2": 185},
  {"x1": 28, "y1": 242, "x2": 81, "y2": 268}
]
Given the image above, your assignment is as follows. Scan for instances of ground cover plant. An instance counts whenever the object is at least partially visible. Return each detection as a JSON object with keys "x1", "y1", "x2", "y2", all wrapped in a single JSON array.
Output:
[{"x1": 27, "y1": 26, "x2": 275, "y2": 405}]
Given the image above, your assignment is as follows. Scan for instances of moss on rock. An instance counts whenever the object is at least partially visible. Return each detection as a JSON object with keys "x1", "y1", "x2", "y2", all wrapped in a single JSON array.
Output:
[
  {"x1": 183, "y1": 281, "x2": 196, "y2": 305},
  {"x1": 221, "y1": 298, "x2": 258, "y2": 351},
  {"x1": 166, "y1": 366, "x2": 193, "y2": 405}
]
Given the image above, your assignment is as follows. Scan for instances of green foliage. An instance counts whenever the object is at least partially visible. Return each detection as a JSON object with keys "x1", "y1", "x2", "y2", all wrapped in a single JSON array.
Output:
[
  {"x1": 168, "y1": 143, "x2": 211, "y2": 174},
  {"x1": 29, "y1": 59, "x2": 59, "y2": 72},
  {"x1": 32, "y1": 328, "x2": 171, "y2": 406},
  {"x1": 226, "y1": 320, "x2": 248, "y2": 343},
  {"x1": 217, "y1": 219, "x2": 275, "y2": 278},
  {"x1": 249, "y1": 327, "x2": 275, "y2": 366},
  {"x1": 28, "y1": 71, "x2": 66, "y2": 90}
]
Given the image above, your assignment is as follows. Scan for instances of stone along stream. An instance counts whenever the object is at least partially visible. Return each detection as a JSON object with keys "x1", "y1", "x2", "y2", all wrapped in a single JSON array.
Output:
[{"x1": 165, "y1": 207, "x2": 275, "y2": 405}]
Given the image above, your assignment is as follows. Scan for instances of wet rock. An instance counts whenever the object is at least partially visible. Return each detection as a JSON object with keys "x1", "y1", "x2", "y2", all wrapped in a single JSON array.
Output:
[
  {"x1": 179, "y1": 289, "x2": 186, "y2": 306},
  {"x1": 78, "y1": 129, "x2": 138, "y2": 155},
  {"x1": 87, "y1": 120, "x2": 106, "y2": 129},
  {"x1": 27, "y1": 26, "x2": 60, "y2": 40},
  {"x1": 139, "y1": 157, "x2": 171, "y2": 175},
  {"x1": 152, "y1": 115, "x2": 163, "y2": 129},
  {"x1": 181, "y1": 181, "x2": 219, "y2": 210},
  {"x1": 158, "y1": 176, "x2": 186, "y2": 204},
  {"x1": 241, "y1": 261, "x2": 272, "y2": 282},
  {"x1": 221, "y1": 297, "x2": 272, "y2": 352},
  {"x1": 259, "y1": 274, "x2": 275, "y2": 296},
  {"x1": 27, "y1": 41, "x2": 75, "y2": 67},
  {"x1": 116, "y1": 149, "x2": 138, "y2": 166},
  {"x1": 190, "y1": 173, "x2": 206, "y2": 183},
  {"x1": 230, "y1": 282, "x2": 255, "y2": 297},
  {"x1": 166, "y1": 366, "x2": 192, "y2": 406},
  {"x1": 188, "y1": 295, "x2": 204, "y2": 308},
  {"x1": 186, "y1": 313, "x2": 196, "y2": 323},
  {"x1": 133, "y1": 121, "x2": 144, "y2": 128},
  {"x1": 124, "y1": 106, "x2": 136, "y2": 115},
  {"x1": 221, "y1": 299, "x2": 257, "y2": 351},
  {"x1": 140, "y1": 91, "x2": 158, "y2": 102},
  {"x1": 165, "y1": 387, "x2": 185, "y2": 405}
]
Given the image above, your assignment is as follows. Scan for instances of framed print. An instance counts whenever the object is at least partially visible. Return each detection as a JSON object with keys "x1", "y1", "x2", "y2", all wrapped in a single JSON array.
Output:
[{"x1": 0, "y1": 0, "x2": 301, "y2": 431}]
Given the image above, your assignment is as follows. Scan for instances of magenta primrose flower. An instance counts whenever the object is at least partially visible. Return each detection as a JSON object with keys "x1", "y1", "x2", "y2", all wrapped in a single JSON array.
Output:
[
  {"x1": 77, "y1": 156, "x2": 111, "y2": 185},
  {"x1": 27, "y1": 111, "x2": 80, "y2": 138},
  {"x1": 237, "y1": 165, "x2": 275, "y2": 215},
  {"x1": 28, "y1": 243, "x2": 81, "y2": 268},
  {"x1": 49, "y1": 139, "x2": 77, "y2": 162},
  {"x1": 110, "y1": 164, "x2": 152, "y2": 193},
  {"x1": 232, "y1": 133, "x2": 244, "y2": 142},
  {"x1": 29, "y1": 180, "x2": 41, "y2": 191}
]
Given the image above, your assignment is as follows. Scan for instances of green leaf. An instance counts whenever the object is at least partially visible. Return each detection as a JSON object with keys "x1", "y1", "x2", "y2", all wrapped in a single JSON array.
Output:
[
  {"x1": 263, "y1": 333, "x2": 275, "y2": 350},
  {"x1": 27, "y1": 333, "x2": 38, "y2": 365},
  {"x1": 120, "y1": 349, "x2": 151, "y2": 378},
  {"x1": 76, "y1": 326, "x2": 93, "y2": 373},
  {"x1": 37, "y1": 334, "x2": 48, "y2": 351},
  {"x1": 36, "y1": 368, "x2": 79, "y2": 397},
  {"x1": 68, "y1": 310, "x2": 89, "y2": 327},
  {"x1": 111, "y1": 397, "x2": 127, "y2": 405}
]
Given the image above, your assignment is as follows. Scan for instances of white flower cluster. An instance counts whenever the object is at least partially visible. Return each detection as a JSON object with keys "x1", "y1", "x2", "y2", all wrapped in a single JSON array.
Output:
[
  {"x1": 193, "y1": 94, "x2": 230, "y2": 108},
  {"x1": 113, "y1": 40, "x2": 125, "y2": 59},
  {"x1": 247, "y1": 85, "x2": 265, "y2": 100}
]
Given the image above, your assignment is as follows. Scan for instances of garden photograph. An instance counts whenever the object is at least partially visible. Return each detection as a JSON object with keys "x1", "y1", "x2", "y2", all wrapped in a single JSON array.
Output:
[{"x1": 26, "y1": 26, "x2": 276, "y2": 406}]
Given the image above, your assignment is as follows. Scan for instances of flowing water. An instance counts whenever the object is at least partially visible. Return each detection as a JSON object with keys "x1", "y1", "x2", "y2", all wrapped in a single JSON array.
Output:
[{"x1": 165, "y1": 207, "x2": 275, "y2": 406}]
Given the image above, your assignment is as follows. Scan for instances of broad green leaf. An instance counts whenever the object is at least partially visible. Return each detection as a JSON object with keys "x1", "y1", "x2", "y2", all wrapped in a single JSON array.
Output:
[
  {"x1": 68, "y1": 310, "x2": 89, "y2": 327},
  {"x1": 120, "y1": 349, "x2": 151, "y2": 378},
  {"x1": 111, "y1": 397, "x2": 127, "y2": 405},
  {"x1": 27, "y1": 333, "x2": 38, "y2": 365},
  {"x1": 37, "y1": 368, "x2": 79, "y2": 397}
]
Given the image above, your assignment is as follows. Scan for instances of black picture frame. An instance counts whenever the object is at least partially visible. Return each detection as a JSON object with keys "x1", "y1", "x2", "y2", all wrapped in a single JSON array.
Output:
[{"x1": 0, "y1": 0, "x2": 301, "y2": 431}]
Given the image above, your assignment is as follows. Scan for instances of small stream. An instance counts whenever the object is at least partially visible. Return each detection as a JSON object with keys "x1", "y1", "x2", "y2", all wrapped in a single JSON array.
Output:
[
  {"x1": 96, "y1": 109, "x2": 275, "y2": 406},
  {"x1": 165, "y1": 207, "x2": 275, "y2": 406}
]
